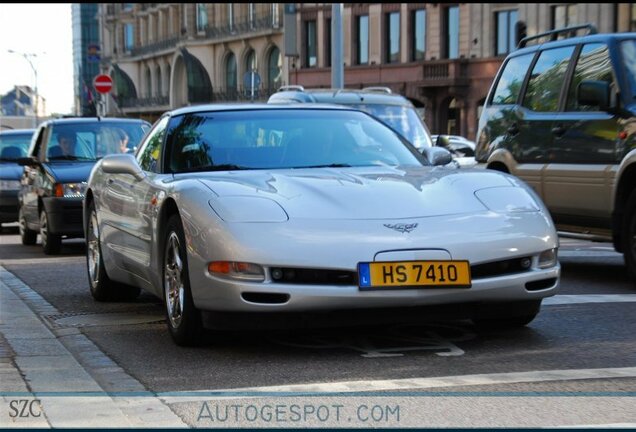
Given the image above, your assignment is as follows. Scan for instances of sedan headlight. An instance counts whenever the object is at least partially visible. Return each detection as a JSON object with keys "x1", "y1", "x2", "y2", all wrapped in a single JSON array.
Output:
[
  {"x1": 54, "y1": 182, "x2": 87, "y2": 198},
  {"x1": 538, "y1": 248, "x2": 558, "y2": 269},
  {"x1": 474, "y1": 186, "x2": 540, "y2": 213},
  {"x1": 0, "y1": 180, "x2": 21, "y2": 191}
]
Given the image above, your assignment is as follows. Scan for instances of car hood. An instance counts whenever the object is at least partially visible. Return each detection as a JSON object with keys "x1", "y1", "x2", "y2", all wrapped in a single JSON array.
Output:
[
  {"x1": 45, "y1": 161, "x2": 96, "y2": 183},
  {"x1": 0, "y1": 162, "x2": 23, "y2": 180},
  {"x1": 197, "y1": 166, "x2": 515, "y2": 220}
]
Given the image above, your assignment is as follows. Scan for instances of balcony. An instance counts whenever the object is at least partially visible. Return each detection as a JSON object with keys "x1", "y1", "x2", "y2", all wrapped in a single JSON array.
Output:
[
  {"x1": 118, "y1": 96, "x2": 169, "y2": 109},
  {"x1": 421, "y1": 59, "x2": 470, "y2": 87},
  {"x1": 129, "y1": 36, "x2": 184, "y2": 57},
  {"x1": 204, "y1": 13, "x2": 282, "y2": 39}
]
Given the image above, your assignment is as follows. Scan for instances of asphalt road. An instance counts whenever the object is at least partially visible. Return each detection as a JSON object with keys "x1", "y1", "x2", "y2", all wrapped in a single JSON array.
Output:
[{"x1": 1, "y1": 224, "x2": 636, "y2": 428}]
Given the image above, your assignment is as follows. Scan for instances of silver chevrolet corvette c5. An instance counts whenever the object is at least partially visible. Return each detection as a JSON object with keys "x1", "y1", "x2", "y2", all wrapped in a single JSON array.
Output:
[{"x1": 84, "y1": 104, "x2": 560, "y2": 346}]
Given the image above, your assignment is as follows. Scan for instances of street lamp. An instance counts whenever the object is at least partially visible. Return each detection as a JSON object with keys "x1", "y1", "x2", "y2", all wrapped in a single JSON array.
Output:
[{"x1": 8, "y1": 49, "x2": 39, "y2": 127}]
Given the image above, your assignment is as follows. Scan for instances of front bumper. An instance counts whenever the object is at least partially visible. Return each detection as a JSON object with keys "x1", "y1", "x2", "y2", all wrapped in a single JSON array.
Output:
[
  {"x1": 42, "y1": 197, "x2": 84, "y2": 237},
  {"x1": 0, "y1": 189, "x2": 19, "y2": 223}
]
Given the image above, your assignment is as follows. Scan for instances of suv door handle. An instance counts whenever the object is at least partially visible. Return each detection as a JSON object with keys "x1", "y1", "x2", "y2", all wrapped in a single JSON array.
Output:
[
  {"x1": 551, "y1": 124, "x2": 566, "y2": 137},
  {"x1": 507, "y1": 123, "x2": 519, "y2": 135}
]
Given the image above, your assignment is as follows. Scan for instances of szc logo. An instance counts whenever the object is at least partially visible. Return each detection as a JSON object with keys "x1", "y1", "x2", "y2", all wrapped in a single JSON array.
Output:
[{"x1": 383, "y1": 223, "x2": 418, "y2": 233}]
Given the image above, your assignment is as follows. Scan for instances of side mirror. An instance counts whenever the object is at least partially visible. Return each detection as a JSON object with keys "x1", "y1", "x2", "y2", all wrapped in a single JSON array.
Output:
[
  {"x1": 101, "y1": 154, "x2": 146, "y2": 181},
  {"x1": 17, "y1": 156, "x2": 38, "y2": 166},
  {"x1": 421, "y1": 146, "x2": 453, "y2": 166},
  {"x1": 435, "y1": 135, "x2": 451, "y2": 149},
  {"x1": 578, "y1": 80, "x2": 611, "y2": 111}
]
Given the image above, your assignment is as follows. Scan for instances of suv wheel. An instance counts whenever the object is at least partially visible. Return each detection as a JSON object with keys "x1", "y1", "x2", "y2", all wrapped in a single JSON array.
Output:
[
  {"x1": 40, "y1": 209, "x2": 61, "y2": 255},
  {"x1": 622, "y1": 189, "x2": 636, "y2": 283},
  {"x1": 19, "y1": 208, "x2": 37, "y2": 245}
]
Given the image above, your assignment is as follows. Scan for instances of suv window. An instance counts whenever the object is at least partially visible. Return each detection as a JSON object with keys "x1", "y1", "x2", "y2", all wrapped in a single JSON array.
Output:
[
  {"x1": 522, "y1": 46, "x2": 575, "y2": 112},
  {"x1": 566, "y1": 43, "x2": 614, "y2": 111},
  {"x1": 491, "y1": 53, "x2": 534, "y2": 105},
  {"x1": 620, "y1": 39, "x2": 636, "y2": 100}
]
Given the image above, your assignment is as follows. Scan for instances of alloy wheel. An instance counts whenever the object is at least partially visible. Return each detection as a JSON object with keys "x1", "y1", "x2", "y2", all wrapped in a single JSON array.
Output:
[{"x1": 164, "y1": 232, "x2": 185, "y2": 329}]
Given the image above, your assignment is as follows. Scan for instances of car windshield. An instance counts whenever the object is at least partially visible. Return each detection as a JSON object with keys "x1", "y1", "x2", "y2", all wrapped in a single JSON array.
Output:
[
  {"x1": 620, "y1": 39, "x2": 636, "y2": 100},
  {"x1": 47, "y1": 121, "x2": 149, "y2": 161},
  {"x1": 352, "y1": 104, "x2": 432, "y2": 149},
  {"x1": 0, "y1": 131, "x2": 33, "y2": 161},
  {"x1": 167, "y1": 109, "x2": 427, "y2": 173}
]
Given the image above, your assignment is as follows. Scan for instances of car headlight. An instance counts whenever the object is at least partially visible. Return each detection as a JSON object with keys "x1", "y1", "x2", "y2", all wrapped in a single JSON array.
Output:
[
  {"x1": 54, "y1": 182, "x2": 87, "y2": 198},
  {"x1": 0, "y1": 180, "x2": 21, "y2": 191},
  {"x1": 538, "y1": 248, "x2": 558, "y2": 269},
  {"x1": 208, "y1": 261, "x2": 265, "y2": 282},
  {"x1": 474, "y1": 186, "x2": 540, "y2": 213}
]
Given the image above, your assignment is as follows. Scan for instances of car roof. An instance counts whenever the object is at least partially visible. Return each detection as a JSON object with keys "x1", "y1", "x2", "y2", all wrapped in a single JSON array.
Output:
[
  {"x1": 42, "y1": 117, "x2": 149, "y2": 126},
  {"x1": 168, "y1": 102, "x2": 353, "y2": 117},
  {"x1": 0, "y1": 128, "x2": 36, "y2": 135},
  {"x1": 269, "y1": 88, "x2": 414, "y2": 107},
  {"x1": 511, "y1": 31, "x2": 636, "y2": 57}
]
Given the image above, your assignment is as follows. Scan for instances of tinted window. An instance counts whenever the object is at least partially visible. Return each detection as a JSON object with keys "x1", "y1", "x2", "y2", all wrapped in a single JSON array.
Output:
[
  {"x1": 491, "y1": 53, "x2": 534, "y2": 105},
  {"x1": 137, "y1": 116, "x2": 169, "y2": 172},
  {"x1": 46, "y1": 122, "x2": 148, "y2": 161},
  {"x1": 165, "y1": 109, "x2": 425, "y2": 172},
  {"x1": 0, "y1": 132, "x2": 33, "y2": 160},
  {"x1": 620, "y1": 39, "x2": 636, "y2": 100},
  {"x1": 566, "y1": 43, "x2": 614, "y2": 111},
  {"x1": 522, "y1": 46, "x2": 575, "y2": 112}
]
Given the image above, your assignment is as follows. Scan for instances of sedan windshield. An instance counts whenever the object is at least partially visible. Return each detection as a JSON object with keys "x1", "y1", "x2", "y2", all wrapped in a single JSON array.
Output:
[
  {"x1": 0, "y1": 132, "x2": 33, "y2": 161},
  {"x1": 166, "y1": 109, "x2": 427, "y2": 173},
  {"x1": 46, "y1": 121, "x2": 149, "y2": 162}
]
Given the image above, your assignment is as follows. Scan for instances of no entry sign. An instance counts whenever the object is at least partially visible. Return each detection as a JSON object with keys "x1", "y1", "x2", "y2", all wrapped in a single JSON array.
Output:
[{"x1": 93, "y1": 74, "x2": 113, "y2": 94}]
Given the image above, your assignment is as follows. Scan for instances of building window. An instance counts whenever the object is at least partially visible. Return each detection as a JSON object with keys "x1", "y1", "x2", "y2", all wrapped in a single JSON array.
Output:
[
  {"x1": 165, "y1": 64, "x2": 171, "y2": 96},
  {"x1": 385, "y1": 12, "x2": 400, "y2": 63},
  {"x1": 496, "y1": 10, "x2": 518, "y2": 56},
  {"x1": 268, "y1": 46, "x2": 282, "y2": 90},
  {"x1": 124, "y1": 23, "x2": 134, "y2": 52},
  {"x1": 445, "y1": 6, "x2": 459, "y2": 59},
  {"x1": 412, "y1": 9, "x2": 426, "y2": 61},
  {"x1": 325, "y1": 17, "x2": 332, "y2": 67},
  {"x1": 272, "y1": 4, "x2": 280, "y2": 28},
  {"x1": 356, "y1": 15, "x2": 369, "y2": 65},
  {"x1": 122, "y1": 3, "x2": 133, "y2": 11},
  {"x1": 552, "y1": 4, "x2": 577, "y2": 29},
  {"x1": 226, "y1": 53, "x2": 237, "y2": 93},
  {"x1": 248, "y1": 3, "x2": 255, "y2": 29},
  {"x1": 305, "y1": 20, "x2": 317, "y2": 68},
  {"x1": 156, "y1": 66, "x2": 162, "y2": 97},
  {"x1": 228, "y1": 4, "x2": 234, "y2": 31},
  {"x1": 196, "y1": 4, "x2": 207, "y2": 32},
  {"x1": 145, "y1": 67, "x2": 152, "y2": 98},
  {"x1": 246, "y1": 49, "x2": 256, "y2": 72}
]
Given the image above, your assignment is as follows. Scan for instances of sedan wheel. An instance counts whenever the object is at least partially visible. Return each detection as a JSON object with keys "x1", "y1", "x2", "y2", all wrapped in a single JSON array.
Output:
[
  {"x1": 19, "y1": 208, "x2": 37, "y2": 245},
  {"x1": 40, "y1": 209, "x2": 61, "y2": 255},
  {"x1": 164, "y1": 213, "x2": 202, "y2": 346},
  {"x1": 86, "y1": 200, "x2": 140, "y2": 302}
]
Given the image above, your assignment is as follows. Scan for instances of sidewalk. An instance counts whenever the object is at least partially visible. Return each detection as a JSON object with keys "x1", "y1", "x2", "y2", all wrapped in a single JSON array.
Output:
[{"x1": 0, "y1": 266, "x2": 186, "y2": 428}]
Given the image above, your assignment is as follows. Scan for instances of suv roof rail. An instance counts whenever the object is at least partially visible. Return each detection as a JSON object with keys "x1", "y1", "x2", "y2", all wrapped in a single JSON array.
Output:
[
  {"x1": 278, "y1": 85, "x2": 305, "y2": 92},
  {"x1": 362, "y1": 86, "x2": 392, "y2": 94},
  {"x1": 517, "y1": 23, "x2": 597, "y2": 48}
]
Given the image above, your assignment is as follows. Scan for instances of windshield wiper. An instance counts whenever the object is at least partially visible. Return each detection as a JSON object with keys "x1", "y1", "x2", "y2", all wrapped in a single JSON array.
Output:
[
  {"x1": 182, "y1": 164, "x2": 251, "y2": 172},
  {"x1": 294, "y1": 163, "x2": 352, "y2": 169},
  {"x1": 48, "y1": 155, "x2": 93, "y2": 161}
]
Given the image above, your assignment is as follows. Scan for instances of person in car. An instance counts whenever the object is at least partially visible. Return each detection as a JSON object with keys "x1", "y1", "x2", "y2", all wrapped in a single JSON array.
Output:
[{"x1": 49, "y1": 132, "x2": 77, "y2": 159}]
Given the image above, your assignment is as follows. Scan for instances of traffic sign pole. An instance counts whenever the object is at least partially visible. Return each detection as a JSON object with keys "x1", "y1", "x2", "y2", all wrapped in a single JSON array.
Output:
[{"x1": 93, "y1": 74, "x2": 113, "y2": 117}]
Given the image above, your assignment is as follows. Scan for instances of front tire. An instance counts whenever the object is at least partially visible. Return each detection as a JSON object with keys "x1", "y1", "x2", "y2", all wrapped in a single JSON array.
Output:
[
  {"x1": 622, "y1": 189, "x2": 636, "y2": 284},
  {"x1": 19, "y1": 208, "x2": 37, "y2": 245},
  {"x1": 163, "y1": 213, "x2": 203, "y2": 346},
  {"x1": 86, "y1": 200, "x2": 140, "y2": 302},
  {"x1": 40, "y1": 209, "x2": 61, "y2": 255}
]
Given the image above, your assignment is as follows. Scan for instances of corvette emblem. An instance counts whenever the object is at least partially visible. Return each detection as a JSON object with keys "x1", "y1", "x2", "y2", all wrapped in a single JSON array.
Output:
[{"x1": 384, "y1": 223, "x2": 418, "y2": 233}]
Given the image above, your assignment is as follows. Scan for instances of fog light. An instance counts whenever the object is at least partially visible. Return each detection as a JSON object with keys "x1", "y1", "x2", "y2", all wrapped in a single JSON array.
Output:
[
  {"x1": 520, "y1": 257, "x2": 532, "y2": 269},
  {"x1": 208, "y1": 261, "x2": 265, "y2": 281},
  {"x1": 271, "y1": 268, "x2": 283, "y2": 280},
  {"x1": 538, "y1": 248, "x2": 558, "y2": 269}
]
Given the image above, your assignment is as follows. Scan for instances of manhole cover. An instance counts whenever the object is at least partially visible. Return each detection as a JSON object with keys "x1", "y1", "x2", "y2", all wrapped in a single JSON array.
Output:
[{"x1": 49, "y1": 312, "x2": 164, "y2": 328}]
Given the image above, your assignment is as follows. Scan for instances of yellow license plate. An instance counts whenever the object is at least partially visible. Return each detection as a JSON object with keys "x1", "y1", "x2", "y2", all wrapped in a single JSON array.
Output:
[{"x1": 358, "y1": 260, "x2": 471, "y2": 290}]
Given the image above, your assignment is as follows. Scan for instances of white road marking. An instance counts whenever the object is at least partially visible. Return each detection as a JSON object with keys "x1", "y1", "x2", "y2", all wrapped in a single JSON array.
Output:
[{"x1": 544, "y1": 294, "x2": 636, "y2": 306}]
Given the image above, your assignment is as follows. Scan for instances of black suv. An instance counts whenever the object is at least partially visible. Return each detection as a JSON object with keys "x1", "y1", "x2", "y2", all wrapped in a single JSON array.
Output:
[
  {"x1": 18, "y1": 117, "x2": 150, "y2": 254},
  {"x1": 475, "y1": 25, "x2": 636, "y2": 279}
]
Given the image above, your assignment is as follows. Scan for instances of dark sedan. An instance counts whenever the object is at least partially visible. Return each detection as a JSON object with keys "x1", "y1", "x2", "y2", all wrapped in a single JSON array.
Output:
[
  {"x1": 18, "y1": 117, "x2": 150, "y2": 254},
  {"x1": 0, "y1": 128, "x2": 35, "y2": 229}
]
